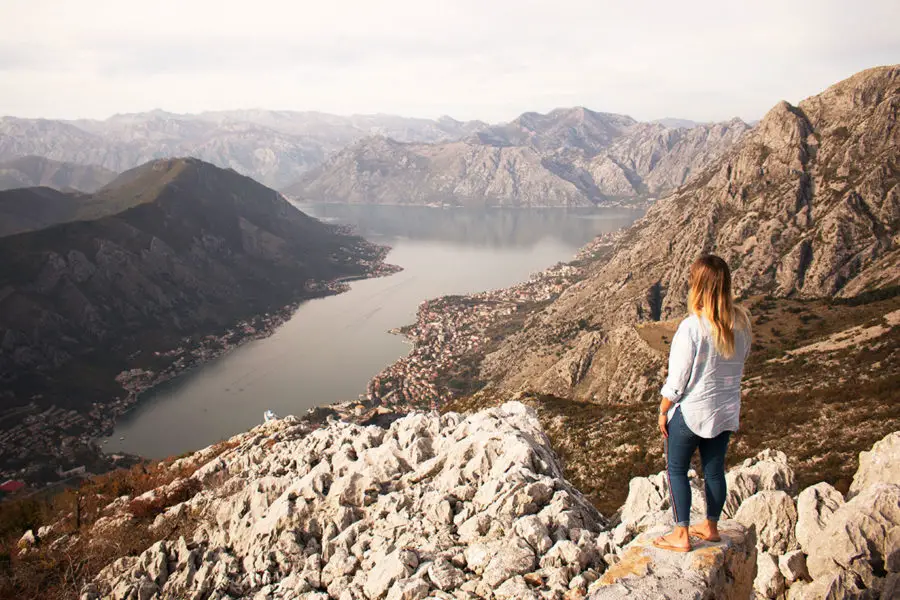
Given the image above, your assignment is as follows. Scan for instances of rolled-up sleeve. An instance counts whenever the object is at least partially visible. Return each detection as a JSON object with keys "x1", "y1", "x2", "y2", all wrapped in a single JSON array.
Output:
[{"x1": 660, "y1": 319, "x2": 697, "y2": 402}]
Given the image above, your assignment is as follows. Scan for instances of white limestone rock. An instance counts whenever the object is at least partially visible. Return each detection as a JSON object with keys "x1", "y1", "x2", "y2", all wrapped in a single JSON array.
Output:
[
  {"x1": 586, "y1": 521, "x2": 757, "y2": 600},
  {"x1": 806, "y1": 483, "x2": 900, "y2": 586},
  {"x1": 87, "y1": 402, "x2": 605, "y2": 600},
  {"x1": 734, "y1": 490, "x2": 798, "y2": 554},
  {"x1": 364, "y1": 550, "x2": 419, "y2": 599},
  {"x1": 494, "y1": 575, "x2": 539, "y2": 600},
  {"x1": 427, "y1": 558, "x2": 466, "y2": 591},
  {"x1": 481, "y1": 536, "x2": 537, "y2": 587},
  {"x1": 384, "y1": 577, "x2": 430, "y2": 600},
  {"x1": 848, "y1": 431, "x2": 900, "y2": 499},
  {"x1": 723, "y1": 449, "x2": 796, "y2": 518},
  {"x1": 779, "y1": 550, "x2": 810, "y2": 585},
  {"x1": 795, "y1": 482, "x2": 844, "y2": 554},
  {"x1": 754, "y1": 552, "x2": 786, "y2": 599}
]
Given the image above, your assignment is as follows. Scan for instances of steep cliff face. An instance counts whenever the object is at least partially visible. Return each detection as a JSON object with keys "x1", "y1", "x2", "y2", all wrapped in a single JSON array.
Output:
[
  {"x1": 480, "y1": 66, "x2": 900, "y2": 399},
  {"x1": 290, "y1": 109, "x2": 749, "y2": 206},
  {"x1": 0, "y1": 158, "x2": 385, "y2": 388},
  {"x1": 0, "y1": 156, "x2": 116, "y2": 193}
]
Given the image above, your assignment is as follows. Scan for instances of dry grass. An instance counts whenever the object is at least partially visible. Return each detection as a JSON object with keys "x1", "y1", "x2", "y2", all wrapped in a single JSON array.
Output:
[{"x1": 0, "y1": 439, "x2": 236, "y2": 600}]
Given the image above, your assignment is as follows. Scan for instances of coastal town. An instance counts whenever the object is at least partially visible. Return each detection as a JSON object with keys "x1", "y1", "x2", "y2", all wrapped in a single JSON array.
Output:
[{"x1": 364, "y1": 233, "x2": 618, "y2": 412}]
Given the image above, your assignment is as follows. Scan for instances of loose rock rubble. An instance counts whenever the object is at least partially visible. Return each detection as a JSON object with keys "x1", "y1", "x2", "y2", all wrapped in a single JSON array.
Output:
[{"x1": 80, "y1": 403, "x2": 899, "y2": 600}]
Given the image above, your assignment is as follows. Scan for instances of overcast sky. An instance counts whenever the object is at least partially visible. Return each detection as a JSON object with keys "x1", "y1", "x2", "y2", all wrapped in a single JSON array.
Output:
[{"x1": 2, "y1": 0, "x2": 898, "y2": 123}]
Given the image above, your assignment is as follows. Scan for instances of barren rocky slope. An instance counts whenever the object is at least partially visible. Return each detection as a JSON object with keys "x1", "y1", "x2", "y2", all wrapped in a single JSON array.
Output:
[
  {"x1": 288, "y1": 109, "x2": 748, "y2": 207},
  {"x1": 0, "y1": 156, "x2": 116, "y2": 193},
  {"x1": 10, "y1": 403, "x2": 898, "y2": 600},
  {"x1": 286, "y1": 137, "x2": 595, "y2": 208},
  {"x1": 480, "y1": 65, "x2": 900, "y2": 397}
]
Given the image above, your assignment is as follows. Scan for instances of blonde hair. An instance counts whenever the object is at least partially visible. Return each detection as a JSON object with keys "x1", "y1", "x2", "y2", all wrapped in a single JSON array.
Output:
[{"x1": 687, "y1": 255, "x2": 750, "y2": 358}]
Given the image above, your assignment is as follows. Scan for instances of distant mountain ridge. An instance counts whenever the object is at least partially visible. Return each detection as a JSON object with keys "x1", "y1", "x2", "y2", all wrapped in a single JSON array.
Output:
[
  {"x1": 0, "y1": 111, "x2": 490, "y2": 189},
  {"x1": 288, "y1": 109, "x2": 749, "y2": 207},
  {"x1": 0, "y1": 108, "x2": 745, "y2": 200},
  {"x1": 0, "y1": 155, "x2": 117, "y2": 193}
]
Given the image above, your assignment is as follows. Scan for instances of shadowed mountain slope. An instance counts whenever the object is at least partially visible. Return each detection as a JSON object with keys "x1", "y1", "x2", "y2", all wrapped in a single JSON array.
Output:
[{"x1": 0, "y1": 157, "x2": 386, "y2": 391}]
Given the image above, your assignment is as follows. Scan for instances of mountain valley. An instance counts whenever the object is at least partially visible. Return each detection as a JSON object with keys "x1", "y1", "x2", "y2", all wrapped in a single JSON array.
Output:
[{"x1": 0, "y1": 65, "x2": 898, "y2": 600}]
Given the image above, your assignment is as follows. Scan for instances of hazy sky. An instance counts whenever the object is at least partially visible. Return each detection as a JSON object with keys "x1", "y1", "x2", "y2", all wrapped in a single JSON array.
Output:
[{"x1": 1, "y1": 0, "x2": 898, "y2": 123}]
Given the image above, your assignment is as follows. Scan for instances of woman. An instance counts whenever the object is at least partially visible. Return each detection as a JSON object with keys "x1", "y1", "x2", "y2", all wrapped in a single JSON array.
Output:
[{"x1": 653, "y1": 255, "x2": 751, "y2": 552}]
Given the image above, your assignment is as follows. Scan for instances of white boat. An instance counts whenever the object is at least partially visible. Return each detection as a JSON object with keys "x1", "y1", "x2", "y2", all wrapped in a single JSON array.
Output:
[{"x1": 263, "y1": 409, "x2": 279, "y2": 423}]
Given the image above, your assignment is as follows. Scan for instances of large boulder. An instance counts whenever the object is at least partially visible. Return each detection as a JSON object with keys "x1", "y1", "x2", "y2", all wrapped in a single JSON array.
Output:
[
  {"x1": 754, "y1": 552, "x2": 786, "y2": 599},
  {"x1": 734, "y1": 490, "x2": 798, "y2": 554},
  {"x1": 795, "y1": 482, "x2": 845, "y2": 554},
  {"x1": 806, "y1": 483, "x2": 900, "y2": 587},
  {"x1": 848, "y1": 432, "x2": 900, "y2": 499},
  {"x1": 617, "y1": 470, "x2": 706, "y2": 537},
  {"x1": 586, "y1": 521, "x2": 757, "y2": 600},
  {"x1": 723, "y1": 449, "x2": 796, "y2": 518}
]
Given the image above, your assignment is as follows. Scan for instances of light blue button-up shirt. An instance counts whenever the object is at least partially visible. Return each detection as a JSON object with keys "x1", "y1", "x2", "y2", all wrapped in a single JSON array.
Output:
[{"x1": 661, "y1": 314, "x2": 751, "y2": 438}]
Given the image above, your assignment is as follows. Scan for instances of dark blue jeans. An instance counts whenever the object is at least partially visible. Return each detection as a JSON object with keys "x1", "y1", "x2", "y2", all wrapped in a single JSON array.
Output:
[{"x1": 666, "y1": 407, "x2": 731, "y2": 527}]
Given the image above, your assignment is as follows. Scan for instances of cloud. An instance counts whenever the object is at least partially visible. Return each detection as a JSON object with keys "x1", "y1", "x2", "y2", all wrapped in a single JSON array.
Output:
[{"x1": 1, "y1": 0, "x2": 898, "y2": 122}]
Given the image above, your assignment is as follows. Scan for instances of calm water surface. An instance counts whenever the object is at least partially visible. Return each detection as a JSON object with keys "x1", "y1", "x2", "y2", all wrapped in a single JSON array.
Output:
[{"x1": 106, "y1": 205, "x2": 643, "y2": 458}]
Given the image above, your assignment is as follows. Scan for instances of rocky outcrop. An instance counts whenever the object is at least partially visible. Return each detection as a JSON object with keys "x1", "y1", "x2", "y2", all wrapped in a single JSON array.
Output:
[
  {"x1": 848, "y1": 431, "x2": 900, "y2": 498},
  {"x1": 615, "y1": 430, "x2": 900, "y2": 600},
  {"x1": 587, "y1": 522, "x2": 756, "y2": 600},
  {"x1": 796, "y1": 483, "x2": 845, "y2": 554},
  {"x1": 64, "y1": 403, "x2": 898, "y2": 600},
  {"x1": 85, "y1": 403, "x2": 612, "y2": 600},
  {"x1": 805, "y1": 484, "x2": 900, "y2": 585}
]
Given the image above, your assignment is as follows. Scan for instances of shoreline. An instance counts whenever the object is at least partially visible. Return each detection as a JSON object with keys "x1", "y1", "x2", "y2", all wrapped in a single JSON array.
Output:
[
  {"x1": 0, "y1": 241, "x2": 402, "y2": 494},
  {"x1": 98, "y1": 257, "x2": 404, "y2": 443}
]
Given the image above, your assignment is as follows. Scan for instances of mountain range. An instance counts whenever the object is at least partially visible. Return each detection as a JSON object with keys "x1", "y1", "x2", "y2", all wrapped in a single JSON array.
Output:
[
  {"x1": 282, "y1": 109, "x2": 750, "y2": 207},
  {"x1": 0, "y1": 111, "x2": 488, "y2": 190},
  {"x1": 0, "y1": 108, "x2": 749, "y2": 205}
]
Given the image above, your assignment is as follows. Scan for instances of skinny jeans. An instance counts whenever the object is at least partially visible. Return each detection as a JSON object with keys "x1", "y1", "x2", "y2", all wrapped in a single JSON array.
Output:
[{"x1": 666, "y1": 407, "x2": 731, "y2": 527}]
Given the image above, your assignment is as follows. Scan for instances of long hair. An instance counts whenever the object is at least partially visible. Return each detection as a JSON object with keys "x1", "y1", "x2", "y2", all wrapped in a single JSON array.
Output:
[{"x1": 687, "y1": 255, "x2": 750, "y2": 358}]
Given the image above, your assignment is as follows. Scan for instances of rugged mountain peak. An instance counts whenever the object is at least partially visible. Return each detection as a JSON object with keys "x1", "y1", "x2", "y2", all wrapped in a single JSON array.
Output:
[{"x1": 756, "y1": 100, "x2": 813, "y2": 156}]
